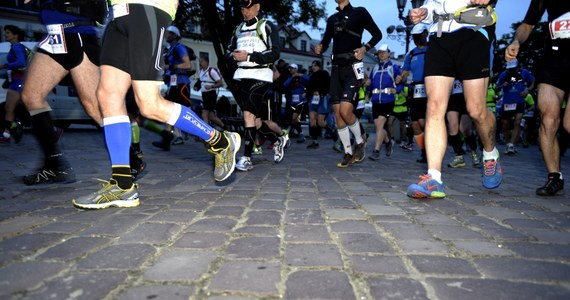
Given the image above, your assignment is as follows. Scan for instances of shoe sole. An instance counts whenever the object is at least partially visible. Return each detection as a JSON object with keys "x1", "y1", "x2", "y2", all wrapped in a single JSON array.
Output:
[
  {"x1": 407, "y1": 190, "x2": 446, "y2": 199},
  {"x1": 448, "y1": 163, "x2": 466, "y2": 168},
  {"x1": 72, "y1": 198, "x2": 140, "y2": 209},
  {"x1": 215, "y1": 133, "x2": 241, "y2": 181}
]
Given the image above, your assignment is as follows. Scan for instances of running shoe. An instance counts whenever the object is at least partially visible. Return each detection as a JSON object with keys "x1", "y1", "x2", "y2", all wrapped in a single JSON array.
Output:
[
  {"x1": 72, "y1": 179, "x2": 139, "y2": 209},
  {"x1": 369, "y1": 150, "x2": 380, "y2": 161},
  {"x1": 274, "y1": 134, "x2": 287, "y2": 163},
  {"x1": 332, "y1": 140, "x2": 344, "y2": 153},
  {"x1": 536, "y1": 173, "x2": 564, "y2": 196},
  {"x1": 152, "y1": 130, "x2": 174, "y2": 151},
  {"x1": 209, "y1": 131, "x2": 241, "y2": 181},
  {"x1": 471, "y1": 151, "x2": 481, "y2": 167},
  {"x1": 23, "y1": 167, "x2": 76, "y2": 185},
  {"x1": 12, "y1": 121, "x2": 23, "y2": 144},
  {"x1": 401, "y1": 143, "x2": 413, "y2": 151},
  {"x1": 131, "y1": 159, "x2": 147, "y2": 181},
  {"x1": 0, "y1": 136, "x2": 10, "y2": 143},
  {"x1": 281, "y1": 129, "x2": 291, "y2": 149},
  {"x1": 307, "y1": 142, "x2": 319, "y2": 149},
  {"x1": 337, "y1": 153, "x2": 354, "y2": 168},
  {"x1": 482, "y1": 157, "x2": 503, "y2": 189},
  {"x1": 171, "y1": 136, "x2": 184, "y2": 145},
  {"x1": 448, "y1": 155, "x2": 466, "y2": 168},
  {"x1": 354, "y1": 142, "x2": 366, "y2": 162},
  {"x1": 385, "y1": 138, "x2": 395, "y2": 157},
  {"x1": 236, "y1": 156, "x2": 253, "y2": 171},
  {"x1": 407, "y1": 174, "x2": 446, "y2": 199},
  {"x1": 252, "y1": 144, "x2": 263, "y2": 155},
  {"x1": 505, "y1": 143, "x2": 516, "y2": 155}
]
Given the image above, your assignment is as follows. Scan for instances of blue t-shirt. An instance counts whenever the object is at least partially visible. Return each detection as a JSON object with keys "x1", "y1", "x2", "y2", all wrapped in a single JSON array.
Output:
[
  {"x1": 6, "y1": 43, "x2": 27, "y2": 71},
  {"x1": 496, "y1": 68, "x2": 535, "y2": 104},
  {"x1": 165, "y1": 43, "x2": 191, "y2": 85},
  {"x1": 402, "y1": 47, "x2": 427, "y2": 83},
  {"x1": 284, "y1": 74, "x2": 309, "y2": 105},
  {"x1": 367, "y1": 61, "x2": 403, "y2": 104}
]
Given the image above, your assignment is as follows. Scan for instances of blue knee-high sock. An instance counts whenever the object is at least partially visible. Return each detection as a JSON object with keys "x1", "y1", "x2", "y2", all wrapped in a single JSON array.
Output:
[
  {"x1": 104, "y1": 116, "x2": 132, "y2": 167},
  {"x1": 169, "y1": 103, "x2": 214, "y2": 141}
]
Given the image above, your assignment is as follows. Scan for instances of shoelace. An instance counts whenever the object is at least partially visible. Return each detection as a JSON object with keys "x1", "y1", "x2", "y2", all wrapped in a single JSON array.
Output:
[
  {"x1": 417, "y1": 174, "x2": 433, "y2": 185},
  {"x1": 483, "y1": 160, "x2": 497, "y2": 176},
  {"x1": 208, "y1": 149, "x2": 223, "y2": 168}
]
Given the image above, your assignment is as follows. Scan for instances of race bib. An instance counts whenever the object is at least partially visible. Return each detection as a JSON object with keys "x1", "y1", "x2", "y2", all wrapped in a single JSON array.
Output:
[
  {"x1": 38, "y1": 24, "x2": 67, "y2": 54},
  {"x1": 169, "y1": 74, "x2": 178, "y2": 87},
  {"x1": 292, "y1": 94, "x2": 300, "y2": 105},
  {"x1": 503, "y1": 103, "x2": 517, "y2": 111},
  {"x1": 311, "y1": 95, "x2": 320, "y2": 105},
  {"x1": 413, "y1": 84, "x2": 427, "y2": 98},
  {"x1": 352, "y1": 62, "x2": 364, "y2": 80},
  {"x1": 550, "y1": 12, "x2": 570, "y2": 40},
  {"x1": 113, "y1": 3, "x2": 130, "y2": 19},
  {"x1": 451, "y1": 81, "x2": 463, "y2": 94}
]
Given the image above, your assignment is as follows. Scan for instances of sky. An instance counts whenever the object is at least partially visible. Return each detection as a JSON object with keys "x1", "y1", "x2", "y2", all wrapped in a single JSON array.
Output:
[{"x1": 303, "y1": 0, "x2": 537, "y2": 57}]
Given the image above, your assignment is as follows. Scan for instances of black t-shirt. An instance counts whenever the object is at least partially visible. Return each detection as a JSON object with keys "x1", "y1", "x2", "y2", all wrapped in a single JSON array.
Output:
[
  {"x1": 320, "y1": 3, "x2": 382, "y2": 55},
  {"x1": 306, "y1": 69, "x2": 331, "y2": 96},
  {"x1": 523, "y1": 0, "x2": 570, "y2": 24}
]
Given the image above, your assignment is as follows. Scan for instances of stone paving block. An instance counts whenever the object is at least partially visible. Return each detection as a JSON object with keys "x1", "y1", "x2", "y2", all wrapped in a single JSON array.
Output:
[
  {"x1": 144, "y1": 249, "x2": 216, "y2": 281},
  {"x1": 0, "y1": 233, "x2": 66, "y2": 262},
  {"x1": 209, "y1": 261, "x2": 280, "y2": 296},
  {"x1": 214, "y1": 197, "x2": 251, "y2": 206},
  {"x1": 503, "y1": 242, "x2": 570, "y2": 259},
  {"x1": 363, "y1": 205, "x2": 406, "y2": 216},
  {"x1": 187, "y1": 218, "x2": 237, "y2": 232},
  {"x1": 368, "y1": 277, "x2": 428, "y2": 300},
  {"x1": 380, "y1": 223, "x2": 435, "y2": 240},
  {"x1": 77, "y1": 244, "x2": 156, "y2": 270},
  {"x1": 287, "y1": 200, "x2": 320, "y2": 209},
  {"x1": 288, "y1": 192, "x2": 319, "y2": 201},
  {"x1": 475, "y1": 206, "x2": 529, "y2": 221},
  {"x1": 325, "y1": 208, "x2": 367, "y2": 220},
  {"x1": 39, "y1": 236, "x2": 111, "y2": 260},
  {"x1": 284, "y1": 271, "x2": 355, "y2": 300},
  {"x1": 452, "y1": 240, "x2": 515, "y2": 256},
  {"x1": 338, "y1": 233, "x2": 394, "y2": 254},
  {"x1": 409, "y1": 255, "x2": 480, "y2": 276},
  {"x1": 204, "y1": 206, "x2": 246, "y2": 217},
  {"x1": 397, "y1": 240, "x2": 450, "y2": 255},
  {"x1": 412, "y1": 214, "x2": 461, "y2": 226},
  {"x1": 250, "y1": 200, "x2": 286, "y2": 210},
  {"x1": 523, "y1": 228, "x2": 570, "y2": 244},
  {"x1": 118, "y1": 285, "x2": 195, "y2": 300},
  {"x1": 25, "y1": 271, "x2": 127, "y2": 300},
  {"x1": 475, "y1": 257, "x2": 570, "y2": 281},
  {"x1": 234, "y1": 226, "x2": 279, "y2": 236},
  {"x1": 330, "y1": 220, "x2": 377, "y2": 233},
  {"x1": 0, "y1": 261, "x2": 67, "y2": 297},
  {"x1": 79, "y1": 213, "x2": 150, "y2": 236},
  {"x1": 479, "y1": 226, "x2": 530, "y2": 241},
  {"x1": 226, "y1": 237, "x2": 280, "y2": 259},
  {"x1": 32, "y1": 221, "x2": 90, "y2": 234},
  {"x1": 285, "y1": 244, "x2": 343, "y2": 267},
  {"x1": 173, "y1": 232, "x2": 229, "y2": 249},
  {"x1": 428, "y1": 278, "x2": 570, "y2": 300},
  {"x1": 350, "y1": 255, "x2": 408, "y2": 275},
  {"x1": 284, "y1": 224, "x2": 331, "y2": 242},
  {"x1": 372, "y1": 214, "x2": 411, "y2": 223},
  {"x1": 245, "y1": 210, "x2": 282, "y2": 226},
  {"x1": 285, "y1": 209, "x2": 325, "y2": 224},
  {"x1": 147, "y1": 210, "x2": 198, "y2": 223},
  {"x1": 0, "y1": 216, "x2": 51, "y2": 239},
  {"x1": 502, "y1": 218, "x2": 551, "y2": 229},
  {"x1": 257, "y1": 193, "x2": 287, "y2": 202},
  {"x1": 322, "y1": 199, "x2": 358, "y2": 208},
  {"x1": 118, "y1": 223, "x2": 182, "y2": 244},
  {"x1": 424, "y1": 225, "x2": 486, "y2": 240}
]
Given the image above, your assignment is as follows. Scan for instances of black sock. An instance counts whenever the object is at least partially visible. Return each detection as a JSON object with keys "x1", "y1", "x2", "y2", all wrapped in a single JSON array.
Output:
[
  {"x1": 112, "y1": 166, "x2": 133, "y2": 189},
  {"x1": 208, "y1": 131, "x2": 228, "y2": 151},
  {"x1": 30, "y1": 112, "x2": 69, "y2": 170},
  {"x1": 449, "y1": 134, "x2": 465, "y2": 155},
  {"x1": 258, "y1": 123, "x2": 278, "y2": 144},
  {"x1": 243, "y1": 127, "x2": 256, "y2": 157},
  {"x1": 465, "y1": 134, "x2": 478, "y2": 152}
]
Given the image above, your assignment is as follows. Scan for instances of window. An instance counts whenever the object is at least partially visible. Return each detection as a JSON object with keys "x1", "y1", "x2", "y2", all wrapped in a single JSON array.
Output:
[
  {"x1": 279, "y1": 37, "x2": 286, "y2": 48},
  {"x1": 301, "y1": 40, "x2": 307, "y2": 52},
  {"x1": 199, "y1": 52, "x2": 209, "y2": 60}
]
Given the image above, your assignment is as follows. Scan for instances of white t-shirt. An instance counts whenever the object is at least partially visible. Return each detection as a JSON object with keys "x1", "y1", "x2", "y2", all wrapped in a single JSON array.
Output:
[{"x1": 198, "y1": 66, "x2": 222, "y2": 93}]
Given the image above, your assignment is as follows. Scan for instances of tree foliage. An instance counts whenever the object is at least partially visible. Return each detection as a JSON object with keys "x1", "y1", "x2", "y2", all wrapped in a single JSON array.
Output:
[
  {"x1": 173, "y1": 0, "x2": 326, "y2": 90},
  {"x1": 493, "y1": 21, "x2": 548, "y2": 81}
]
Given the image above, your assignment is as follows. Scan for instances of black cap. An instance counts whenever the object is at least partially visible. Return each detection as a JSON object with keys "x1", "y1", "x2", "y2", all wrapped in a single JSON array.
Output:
[{"x1": 239, "y1": 0, "x2": 260, "y2": 8}]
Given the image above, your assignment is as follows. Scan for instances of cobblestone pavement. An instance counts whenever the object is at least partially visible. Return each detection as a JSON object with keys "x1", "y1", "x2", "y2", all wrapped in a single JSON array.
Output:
[{"x1": 0, "y1": 126, "x2": 569, "y2": 300}]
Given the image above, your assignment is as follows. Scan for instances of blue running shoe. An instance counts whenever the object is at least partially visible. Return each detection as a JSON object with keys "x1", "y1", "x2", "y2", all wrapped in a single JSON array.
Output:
[
  {"x1": 482, "y1": 157, "x2": 503, "y2": 189},
  {"x1": 407, "y1": 174, "x2": 446, "y2": 199}
]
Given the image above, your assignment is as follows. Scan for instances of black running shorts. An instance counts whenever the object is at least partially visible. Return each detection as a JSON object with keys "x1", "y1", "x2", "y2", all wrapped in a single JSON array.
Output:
[
  {"x1": 202, "y1": 90, "x2": 218, "y2": 111},
  {"x1": 329, "y1": 64, "x2": 359, "y2": 105},
  {"x1": 424, "y1": 28, "x2": 492, "y2": 80},
  {"x1": 237, "y1": 79, "x2": 271, "y2": 120},
  {"x1": 36, "y1": 33, "x2": 100, "y2": 70},
  {"x1": 537, "y1": 39, "x2": 570, "y2": 93},
  {"x1": 447, "y1": 93, "x2": 468, "y2": 115},
  {"x1": 101, "y1": 4, "x2": 170, "y2": 80}
]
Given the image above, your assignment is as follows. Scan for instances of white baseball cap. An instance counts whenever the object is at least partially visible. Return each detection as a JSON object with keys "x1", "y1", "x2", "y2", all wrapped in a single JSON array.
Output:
[
  {"x1": 289, "y1": 63, "x2": 299, "y2": 69},
  {"x1": 166, "y1": 26, "x2": 181, "y2": 37},
  {"x1": 377, "y1": 44, "x2": 390, "y2": 52}
]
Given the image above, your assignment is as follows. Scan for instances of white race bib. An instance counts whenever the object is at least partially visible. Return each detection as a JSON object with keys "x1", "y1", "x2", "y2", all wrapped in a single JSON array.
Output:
[
  {"x1": 550, "y1": 12, "x2": 570, "y2": 40},
  {"x1": 311, "y1": 95, "x2": 320, "y2": 105},
  {"x1": 503, "y1": 103, "x2": 517, "y2": 111},
  {"x1": 38, "y1": 24, "x2": 67, "y2": 54},
  {"x1": 413, "y1": 84, "x2": 427, "y2": 98},
  {"x1": 113, "y1": 3, "x2": 130, "y2": 19},
  {"x1": 169, "y1": 74, "x2": 178, "y2": 87},
  {"x1": 352, "y1": 62, "x2": 364, "y2": 80},
  {"x1": 292, "y1": 94, "x2": 300, "y2": 104},
  {"x1": 451, "y1": 81, "x2": 463, "y2": 94}
]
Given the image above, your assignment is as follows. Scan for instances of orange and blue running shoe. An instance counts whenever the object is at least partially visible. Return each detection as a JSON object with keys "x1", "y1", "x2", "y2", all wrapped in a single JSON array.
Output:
[
  {"x1": 407, "y1": 174, "x2": 446, "y2": 199},
  {"x1": 482, "y1": 157, "x2": 503, "y2": 189}
]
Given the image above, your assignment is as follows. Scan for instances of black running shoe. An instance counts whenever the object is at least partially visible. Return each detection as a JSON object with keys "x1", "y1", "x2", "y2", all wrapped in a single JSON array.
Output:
[
  {"x1": 337, "y1": 153, "x2": 354, "y2": 168},
  {"x1": 12, "y1": 121, "x2": 24, "y2": 144},
  {"x1": 23, "y1": 167, "x2": 76, "y2": 185},
  {"x1": 536, "y1": 174, "x2": 564, "y2": 196}
]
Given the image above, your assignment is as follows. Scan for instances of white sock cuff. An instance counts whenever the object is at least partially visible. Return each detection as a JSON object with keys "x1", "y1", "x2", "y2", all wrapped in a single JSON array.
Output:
[
  {"x1": 167, "y1": 103, "x2": 182, "y2": 126},
  {"x1": 103, "y1": 115, "x2": 130, "y2": 126}
]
